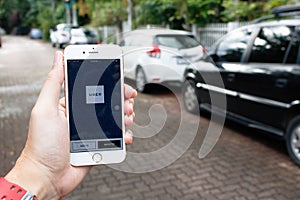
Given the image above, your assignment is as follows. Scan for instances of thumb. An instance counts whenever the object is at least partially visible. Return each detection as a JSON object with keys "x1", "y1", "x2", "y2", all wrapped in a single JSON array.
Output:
[{"x1": 35, "y1": 51, "x2": 64, "y2": 112}]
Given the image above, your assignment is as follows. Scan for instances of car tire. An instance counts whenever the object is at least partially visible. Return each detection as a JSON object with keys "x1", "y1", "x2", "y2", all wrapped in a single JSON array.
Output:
[
  {"x1": 182, "y1": 80, "x2": 200, "y2": 114},
  {"x1": 136, "y1": 67, "x2": 148, "y2": 93},
  {"x1": 52, "y1": 42, "x2": 55, "y2": 48},
  {"x1": 55, "y1": 42, "x2": 59, "y2": 48},
  {"x1": 286, "y1": 115, "x2": 300, "y2": 167}
]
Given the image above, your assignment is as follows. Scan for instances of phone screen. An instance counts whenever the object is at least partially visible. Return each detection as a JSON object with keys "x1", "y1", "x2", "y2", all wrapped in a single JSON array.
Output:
[{"x1": 67, "y1": 59, "x2": 123, "y2": 153}]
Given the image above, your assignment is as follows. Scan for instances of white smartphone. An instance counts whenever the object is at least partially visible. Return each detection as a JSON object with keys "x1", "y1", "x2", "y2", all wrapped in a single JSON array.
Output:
[{"x1": 64, "y1": 44, "x2": 126, "y2": 166}]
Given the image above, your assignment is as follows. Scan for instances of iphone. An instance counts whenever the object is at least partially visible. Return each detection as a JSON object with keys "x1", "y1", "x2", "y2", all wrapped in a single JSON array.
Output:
[{"x1": 64, "y1": 44, "x2": 125, "y2": 166}]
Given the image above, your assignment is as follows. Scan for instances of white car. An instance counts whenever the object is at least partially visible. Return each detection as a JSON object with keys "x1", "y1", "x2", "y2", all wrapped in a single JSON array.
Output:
[
  {"x1": 50, "y1": 24, "x2": 71, "y2": 48},
  {"x1": 119, "y1": 29, "x2": 205, "y2": 92},
  {"x1": 69, "y1": 28, "x2": 88, "y2": 45}
]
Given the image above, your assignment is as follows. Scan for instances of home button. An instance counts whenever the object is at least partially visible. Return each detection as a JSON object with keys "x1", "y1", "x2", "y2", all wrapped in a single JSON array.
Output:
[{"x1": 92, "y1": 153, "x2": 102, "y2": 163}]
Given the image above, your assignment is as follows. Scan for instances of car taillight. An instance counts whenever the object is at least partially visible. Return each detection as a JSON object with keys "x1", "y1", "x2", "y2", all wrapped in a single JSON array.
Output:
[
  {"x1": 201, "y1": 45, "x2": 207, "y2": 54},
  {"x1": 147, "y1": 45, "x2": 161, "y2": 58}
]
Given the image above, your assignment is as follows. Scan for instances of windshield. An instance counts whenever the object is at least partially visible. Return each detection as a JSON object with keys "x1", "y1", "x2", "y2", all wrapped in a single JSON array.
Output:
[
  {"x1": 84, "y1": 30, "x2": 96, "y2": 37},
  {"x1": 155, "y1": 34, "x2": 200, "y2": 49}
]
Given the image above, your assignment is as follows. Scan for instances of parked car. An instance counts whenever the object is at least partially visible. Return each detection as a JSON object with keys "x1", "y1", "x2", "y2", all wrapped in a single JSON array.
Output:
[
  {"x1": 119, "y1": 28, "x2": 205, "y2": 92},
  {"x1": 50, "y1": 23, "x2": 71, "y2": 48},
  {"x1": 0, "y1": 27, "x2": 4, "y2": 48},
  {"x1": 182, "y1": 5, "x2": 300, "y2": 166},
  {"x1": 0, "y1": 27, "x2": 5, "y2": 35},
  {"x1": 12, "y1": 26, "x2": 30, "y2": 35},
  {"x1": 29, "y1": 28, "x2": 42, "y2": 39},
  {"x1": 69, "y1": 28, "x2": 88, "y2": 45},
  {"x1": 84, "y1": 28, "x2": 99, "y2": 44}
]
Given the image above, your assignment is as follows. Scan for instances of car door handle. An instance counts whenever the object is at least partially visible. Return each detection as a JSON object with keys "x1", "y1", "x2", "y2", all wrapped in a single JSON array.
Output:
[
  {"x1": 227, "y1": 73, "x2": 235, "y2": 82},
  {"x1": 275, "y1": 78, "x2": 288, "y2": 88}
]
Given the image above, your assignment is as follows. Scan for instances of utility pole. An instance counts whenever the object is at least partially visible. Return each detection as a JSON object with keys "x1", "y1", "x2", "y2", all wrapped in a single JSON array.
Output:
[
  {"x1": 71, "y1": 0, "x2": 78, "y2": 27},
  {"x1": 51, "y1": 0, "x2": 56, "y2": 21},
  {"x1": 235, "y1": 0, "x2": 239, "y2": 22},
  {"x1": 127, "y1": 0, "x2": 132, "y2": 31},
  {"x1": 65, "y1": 0, "x2": 71, "y2": 24}
]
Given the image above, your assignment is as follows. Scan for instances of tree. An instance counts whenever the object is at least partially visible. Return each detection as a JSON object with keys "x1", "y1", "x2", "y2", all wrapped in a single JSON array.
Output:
[
  {"x1": 221, "y1": 0, "x2": 297, "y2": 22},
  {"x1": 0, "y1": 0, "x2": 29, "y2": 33},
  {"x1": 187, "y1": 0, "x2": 224, "y2": 26},
  {"x1": 84, "y1": 0, "x2": 126, "y2": 29},
  {"x1": 135, "y1": 0, "x2": 187, "y2": 29},
  {"x1": 0, "y1": 0, "x2": 298, "y2": 37}
]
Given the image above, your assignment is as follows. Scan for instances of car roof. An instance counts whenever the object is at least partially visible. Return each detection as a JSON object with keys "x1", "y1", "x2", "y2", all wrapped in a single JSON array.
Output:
[
  {"x1": 209, "y1": 18, "x2": 300, "y2": 52},
  {"x1": 254, "y1": 18, "x2": 300, "y2": 27},
  {"x1": 227, "y1": 19, "x2": 300, "y2": 34},
  {"x1": 124, "y1": 29, "x2": 193, "y2": 37}
]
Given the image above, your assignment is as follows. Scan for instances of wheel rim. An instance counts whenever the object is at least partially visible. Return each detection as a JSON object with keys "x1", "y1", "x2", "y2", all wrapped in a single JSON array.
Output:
[
  {"x1": 184, "y1": 83, "x2": 198, "y2": 112},
  {"x1": 136, "y1": 69, "x2": 145, "y2": 91},
  {"x1": 291, "y1": 125, "x2": 300, "y2": 160}
]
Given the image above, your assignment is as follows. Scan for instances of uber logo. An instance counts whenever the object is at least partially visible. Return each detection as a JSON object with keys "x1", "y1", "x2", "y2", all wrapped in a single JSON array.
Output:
[{"x1": 86, "y1": 85, "x2": 104, "y2": 104}]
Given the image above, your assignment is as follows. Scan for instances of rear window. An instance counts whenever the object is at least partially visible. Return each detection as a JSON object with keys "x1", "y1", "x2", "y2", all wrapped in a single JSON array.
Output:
[
  {"x1": 155, "y1": 34, "x2": 200, "y2": 49},
  {"x1": 121, "y1": 34, "x2": 152, "y2": 47}
]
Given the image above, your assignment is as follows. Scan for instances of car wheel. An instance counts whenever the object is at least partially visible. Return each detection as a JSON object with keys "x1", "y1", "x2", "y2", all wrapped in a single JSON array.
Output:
[
  {"x1": 183, "y1": 80, "x2": 200, "y2": 114},
  {"x1": 59, "y1": 43, "x2": 63, "y2": 49},
  {"x1": 286, "y1": 115, "x2": 300, "y2": 166},
  {"x1": 55, "y1": 42, "x2": 59, "y2": 48},
  {"x1": 136, "y1": 68, "x2": 147, "y2": 93}
]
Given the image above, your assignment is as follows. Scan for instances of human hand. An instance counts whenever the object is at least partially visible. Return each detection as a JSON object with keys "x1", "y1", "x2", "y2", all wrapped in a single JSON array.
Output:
[{"x1": 5, "y1": 51, "x2": 137, "y2": 200}]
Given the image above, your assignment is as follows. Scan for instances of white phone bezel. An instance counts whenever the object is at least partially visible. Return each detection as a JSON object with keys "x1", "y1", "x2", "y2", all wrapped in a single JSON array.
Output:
[{"x1": 64, "y1": 44, "x2": 126, "y2": 166}]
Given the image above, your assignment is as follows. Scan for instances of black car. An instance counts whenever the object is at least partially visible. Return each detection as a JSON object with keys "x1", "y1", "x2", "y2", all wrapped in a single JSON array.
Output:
[{"x1": 182, "y1": 5, "x2": 300, "y2": 166}]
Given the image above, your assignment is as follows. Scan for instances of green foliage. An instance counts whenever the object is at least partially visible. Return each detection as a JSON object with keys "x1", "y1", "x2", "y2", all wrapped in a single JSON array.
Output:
[
  {"x1": 26, "y1": 1, "x2": 65, "y2": 40},
  {"x1": 263, "y1": 0, "x2": 297, "y2": 12},
  {"x1": 36, "y1": 5, "x2": 55, "y2": 41},
  {"x1": 135, "y1": 0, "x2": 168, "y2": 26},
  {"x1": 221, "y1": 0, "x2": 297, "y2": 22},
  {"x1": 24, "y1": 1, "x2": 39, "y2": 27},
  {"x1": 84, "y1": 0, "x2": 126, "y2": 29},
  {"x1": 0, "y1": 0, "x2": 299, "y2": 36},
  {"x1": 187, "y1": 0, "x2": 222, "y2": 26},
  {"x1": 135, "y1": 0, "x2": 187, "y2": 29},
  {"x1": 0, "y1": 0, "x2": 25, "y2": 32}
]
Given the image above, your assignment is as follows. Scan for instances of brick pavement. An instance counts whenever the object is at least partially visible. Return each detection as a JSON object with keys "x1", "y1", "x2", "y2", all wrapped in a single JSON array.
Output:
[{"x1": 64, "y1": 92, "x2": 300, "y2": 200}]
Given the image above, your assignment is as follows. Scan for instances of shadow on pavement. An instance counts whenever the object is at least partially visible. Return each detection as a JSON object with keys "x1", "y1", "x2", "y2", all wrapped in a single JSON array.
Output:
[{"x1": 124, "y1": 78, "x2": 181, "y2": 95}]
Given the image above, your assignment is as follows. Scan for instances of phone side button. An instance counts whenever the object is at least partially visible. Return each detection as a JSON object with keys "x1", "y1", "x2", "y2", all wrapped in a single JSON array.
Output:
[{"x1": 92, "y1": 153, "x2": 102, "y2": 163}]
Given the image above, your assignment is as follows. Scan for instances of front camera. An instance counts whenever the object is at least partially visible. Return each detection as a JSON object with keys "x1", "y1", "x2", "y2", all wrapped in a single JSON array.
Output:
[{"x1": 83, "y1": 51, "x2": 85, "y2": 54}]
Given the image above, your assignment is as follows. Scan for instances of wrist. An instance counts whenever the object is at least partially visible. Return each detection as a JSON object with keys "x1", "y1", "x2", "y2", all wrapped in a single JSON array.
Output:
[
  {"x1": 0, "y1": 177, "x2": 37, "y2": 200},
  {"x1": 5, "y1": 154, "x2": 60, "y2": 200}
]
